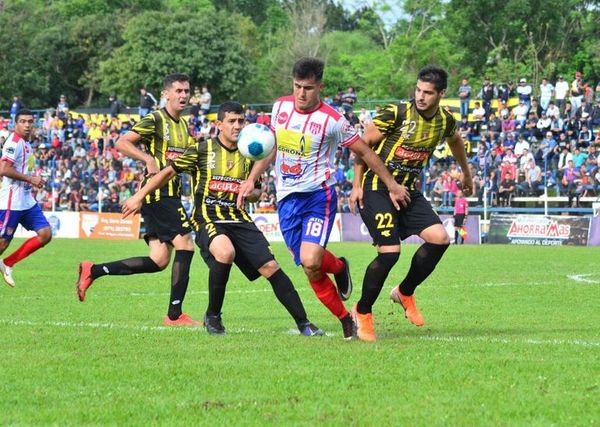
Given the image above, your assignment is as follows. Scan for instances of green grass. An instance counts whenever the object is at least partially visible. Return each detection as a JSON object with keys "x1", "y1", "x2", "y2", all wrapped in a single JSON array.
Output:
[{"x1": 1, "y1": 239, "x2": 599, "y2": 425}]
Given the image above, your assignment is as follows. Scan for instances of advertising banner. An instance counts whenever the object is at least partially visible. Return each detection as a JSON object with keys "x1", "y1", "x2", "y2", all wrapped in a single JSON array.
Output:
[
  {"x1": 588, "y1": 217, "x2": 600, "y2": 247},
  {"x1": 15, "y1": 211, "x2": 80, "y2": 239},
  {"x1": 79, "y1": 212, "x2": 141, "y2": 240},
  {"x1": 340, "y1": 214, "x2": 481, "y2": 244},
  {"x1": 488, "y1": 214, "x2": 590, "y2": 246}
]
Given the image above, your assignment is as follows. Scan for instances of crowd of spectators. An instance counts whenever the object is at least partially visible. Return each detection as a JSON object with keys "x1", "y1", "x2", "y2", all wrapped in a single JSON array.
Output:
[{"x1": 2, "y1": 73, "x2": 599, "y2": 215}]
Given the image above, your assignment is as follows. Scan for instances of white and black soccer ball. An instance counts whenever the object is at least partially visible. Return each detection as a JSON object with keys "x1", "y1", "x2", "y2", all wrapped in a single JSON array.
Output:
[{"x1": 237, "y1": 123, "x2": 275, "y2": 161}]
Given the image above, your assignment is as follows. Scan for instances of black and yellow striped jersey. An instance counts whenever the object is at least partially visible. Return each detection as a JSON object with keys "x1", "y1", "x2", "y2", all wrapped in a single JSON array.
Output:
[
  {"x1": 362, "y1": 100, "x2": 457, "y2": 191},
  {"x1": 132, "y1": 108, "x2": 194, "y2": 204},
  {"x1": 171, "y1": 137, "x2": 257, "y2": 228}
]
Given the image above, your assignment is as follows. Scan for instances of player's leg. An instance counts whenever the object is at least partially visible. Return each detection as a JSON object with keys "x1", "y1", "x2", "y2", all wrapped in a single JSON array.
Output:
[
  {"x1": 165, "y1": 232, "x2": 195, "y2": 324},
  {"x1": 193, "y1": 222, "x2": 234, "y2": 335},
  {"x1": 390, "y1": 193, "x2": 449, "y2": 326},
  {"x1": 259, "y1": 260, "x2": 323, "y2": 336},
  {"x1": 1, "y1": 206, "x2": 51, "y2": 287},
  {"x1": 279, "y1": 191, "x2": 355, "y2": 339},
  {"x1": 354, "y1": 190, "x2": 401, "y2": 341}
]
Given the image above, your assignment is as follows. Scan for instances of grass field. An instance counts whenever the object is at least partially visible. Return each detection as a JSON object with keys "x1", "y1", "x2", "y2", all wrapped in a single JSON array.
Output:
[{"x1": 1, "y1": 238, "x2": 599, "y2": 425}]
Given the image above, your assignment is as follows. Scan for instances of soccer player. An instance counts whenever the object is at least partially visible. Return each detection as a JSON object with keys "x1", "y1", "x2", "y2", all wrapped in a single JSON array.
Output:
[
  {"x1": 350, "y1": 65, "x2": 473, "y2": 341},
  {"x1": 237, "y1": 57, "x2": 410, "y2": 340},
  {"x1": 122, "y1": 101, "x2": 322, "y2": 336},
  {"x1": 0, "y1": 109, "x2": 52, "y2": 287},
  {"x1": 76, "y1": 73, "x2": 199, "y2": 327}
]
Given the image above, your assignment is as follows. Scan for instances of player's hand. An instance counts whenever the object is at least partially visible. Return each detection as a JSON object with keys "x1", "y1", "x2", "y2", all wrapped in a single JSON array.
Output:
[
  {"x1": 145, "y1": 157, "x2": 159, "y2": 177},
  {"x1": 236, "y1": 180, "x2": 256, "y2": 209},
  {"x1": 121, "y1": 197, "x2": 142, "y2": 218},
  {"x1": 387, "y1": 182, "x2": 411, "y2": 210},
  {"x1": 462, "y1": 175, "x2": 474, "y2": 197},
  {"x1": 29, "y1": 176, "x2": 45, "y2": 189},
  {"x1": 349, "y1": 186, "x2": 364, "y2": 214}
]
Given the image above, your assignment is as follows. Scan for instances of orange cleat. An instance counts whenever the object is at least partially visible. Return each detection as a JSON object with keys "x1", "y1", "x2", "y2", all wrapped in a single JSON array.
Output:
[
  {"x1": 163, "y1": 313, "x2": 203, "y2": 327},
  {"x1": 352, "y1": 304, "x2": 376, "y2": 342},
  {"x1": 390, "y1": 286, "x2": 425, "y2": 326},
  {"x1": 76, "y1": 261, "x2": 94, "y2": 302}
]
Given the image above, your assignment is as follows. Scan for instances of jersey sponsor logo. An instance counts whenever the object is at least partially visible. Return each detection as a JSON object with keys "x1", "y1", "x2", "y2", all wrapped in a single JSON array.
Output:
[
  {"x1": 208, "y1": 176, "x2": 242, "y2": 193},
  {"x1": 166, "y1": 147, "x2": 185, "y2": 161},
  {"x1": 5, "y1": 147, "x2": 15, "y2": 154},
  {"x1": 309, "y1": 122, "x2": 322, "y2": 134},
  {"x1": 393, "y1": 146, "x2": 429, "y2": 161},
  {"x1": 277, "y1": 111, "x2": 289, "y2": 124},
  {"x1": 205, "y1": 196, "x2": 236, "y2": 207},
  {"x1": 280, "y1": 161, "x2": 305, "y2": 180},
  {"x1": 276, "y1": 129, "x2": 310, "y2": 157}
]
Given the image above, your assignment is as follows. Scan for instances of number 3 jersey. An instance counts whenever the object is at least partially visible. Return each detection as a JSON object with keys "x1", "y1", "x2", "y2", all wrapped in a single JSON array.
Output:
[
  {"x1": 270, "y1": 96, "x2": 360, "y2": 202},
  {"x1": 362, "y1": 100, "x2": 457, "y2": 192},
  {"x1": 0, "y1": 132, "x2": 36, "y2": 211},
  {"x1": 171, "y1": 137, "x2": 256, "y2": 227}
]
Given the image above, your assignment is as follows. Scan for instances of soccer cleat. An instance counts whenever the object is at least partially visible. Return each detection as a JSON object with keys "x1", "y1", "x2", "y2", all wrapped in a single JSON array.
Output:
[
  {"x1": 298, "y1": 322, "x2": 324, "y2": 337},
  {"x1": 333, "y1": 256, "x2": 353, "y2": 301},
  {"x1": 76, "y1": 261, "x2": 94, "y2": 302},
  {"x1": 352, "y1": 304, "x2": 376, "y2": 342},
  {"x1": 340, "y1": 313, "x2": 357, "y2": 340},
  {"x1": 163, "y1": 313, "x2": 203, "y2": 327},
  {"x1": 390, "y1": 286, "x2": 425, "y2": 326},
  {"x1": 0, "y1": 259, "x2": 15, "y2": 287},
  {"x1": 204, "y1": 313, "x2": 226, "y2": 335}
]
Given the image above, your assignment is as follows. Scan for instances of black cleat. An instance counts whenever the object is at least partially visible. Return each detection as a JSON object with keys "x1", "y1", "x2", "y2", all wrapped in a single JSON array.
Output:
[
  {"x1": 340, "y1": 313, "x2": 357, "y2": 340},
  {"x1": 204, "y1": 313, "x2": 226, "y2": 335},
  {"x1": 298, "y1": 322, "x2": 324, "y2": 336},
  {"x1": 333, "y1": 256, "x2": 353, "y2": 301}
]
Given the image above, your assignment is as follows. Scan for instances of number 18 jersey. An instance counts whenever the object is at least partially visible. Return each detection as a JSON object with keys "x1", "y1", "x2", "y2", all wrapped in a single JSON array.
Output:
[{"x1": 270, "y1": 96, "x2": 359, "y2": 202}]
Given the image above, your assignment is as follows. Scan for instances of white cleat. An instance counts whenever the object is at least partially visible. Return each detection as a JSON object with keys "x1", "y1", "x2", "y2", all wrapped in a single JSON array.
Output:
[{"x1": 0, "y1": 259, "x2": 15, "y2": 287}]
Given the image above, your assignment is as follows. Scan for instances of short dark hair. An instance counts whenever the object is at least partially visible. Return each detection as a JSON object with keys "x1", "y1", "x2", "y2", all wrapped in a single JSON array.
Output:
[
  {"x1": 292, "y1": 57, "x2": 324, "y2": 81},
  {"x1": 163, "y1": 73, "x2": 190, "y2": 89},
  {"x1": 217, "y1": 101, "x2": 244, "y2": 121},
  {"x1": 15, "y1": 109, "x2": 33, "y2": 120},
  {"x1": 418, "y1": 65, "x2": 448, "y2": 92}
]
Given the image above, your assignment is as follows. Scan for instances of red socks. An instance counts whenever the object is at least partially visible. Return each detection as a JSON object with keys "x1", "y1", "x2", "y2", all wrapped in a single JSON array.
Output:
[
  {"x1": 321, "y1": 249, "x2": 343, "y2": 274},
  {"x1": 4, "y1": 236, "x2": 43, "y2": 267},
  {"x1": 309, "y1": 274, "x2": 348, "y2": 319}
]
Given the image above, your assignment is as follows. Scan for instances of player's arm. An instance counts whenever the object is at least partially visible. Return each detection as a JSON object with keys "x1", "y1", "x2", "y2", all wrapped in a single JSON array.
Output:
[
  {"x1": 349, "y1": 139, "x2": 410, "y2": 210},
  {"x1": 121, "y1": 166, "x2": 177, "y2": 218},
  {"x1": 236, "y1": 147, "x2": 276, "y2": 209},
  {"x1": 348, "y1": 123, "x2": 381, "y2": 213},
  {"x1": 446, "y1": 132, "x2": 473, "y2": 196},
  {"x1": 115, "y1": 131, "x2": 159, "y2": 176},
  {"x1": 0, "y1": 160, "x2": 44, "y2": 188}
]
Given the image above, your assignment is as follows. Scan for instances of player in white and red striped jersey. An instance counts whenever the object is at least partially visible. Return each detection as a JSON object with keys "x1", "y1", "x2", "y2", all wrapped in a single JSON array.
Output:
[
  {"x1": 0, "y1": 109, "x2": 52, "y2": 287},
  {"x1": 237, "y1": 57, "x2": 410, "y2": 339}
]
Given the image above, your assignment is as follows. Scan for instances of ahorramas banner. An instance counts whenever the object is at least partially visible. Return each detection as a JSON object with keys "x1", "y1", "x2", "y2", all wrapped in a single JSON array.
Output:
[{"x1": 488, "y1": 214, "x2": 590, "y2": 246}]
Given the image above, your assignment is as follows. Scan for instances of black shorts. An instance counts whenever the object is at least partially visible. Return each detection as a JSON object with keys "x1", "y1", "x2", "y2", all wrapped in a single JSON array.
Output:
[
  {"x1": 141, "y1": 198, "x2": 192, "y2": 244},
  {"x1": 359, "y1": 190, "x2": 442, "y2": 246},
  {"x1": 195, "y1": 221, "x2": 275, "y2": 282},
  {"x1": 454, "y1": 214, "x2": 465, "y2": 227}
]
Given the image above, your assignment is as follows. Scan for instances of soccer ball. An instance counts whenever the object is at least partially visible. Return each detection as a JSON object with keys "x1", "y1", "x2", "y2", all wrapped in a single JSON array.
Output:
[{"x1": 237, "y1": 123, "x2": 275, "y2": 161}]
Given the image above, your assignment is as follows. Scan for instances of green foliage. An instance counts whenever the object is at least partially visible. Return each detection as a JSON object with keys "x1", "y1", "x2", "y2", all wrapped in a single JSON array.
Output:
[
  {"x1": 0, "y1": 0, "x2": 597, "y2": 110},
  {"x1": 98, "y1": 10, "x2": 252, "y2": 105}
]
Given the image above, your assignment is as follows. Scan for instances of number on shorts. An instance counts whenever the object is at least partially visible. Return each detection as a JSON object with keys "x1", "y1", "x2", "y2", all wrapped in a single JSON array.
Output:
[
  {"x1": 375, "y1": 212, "x2": 393, "y2": 229},
  {"x1": 177, "y1": 207, "x2": 187, "y2": 221},
  {"x1": 305, "y1": 219, "x2": 323, "y2": 238}
]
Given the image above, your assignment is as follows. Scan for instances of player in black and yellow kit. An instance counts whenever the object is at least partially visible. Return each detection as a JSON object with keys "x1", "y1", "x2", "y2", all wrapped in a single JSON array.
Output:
[
  {"x1": 76, "y1": 74, "x2": 200, "y2": 327},
  {"x1": 350, "y1": 65, "x2": 473, "y2": 341},
  {"x1": 122, "y1": 102, "x2": 322, "y2": 336}
]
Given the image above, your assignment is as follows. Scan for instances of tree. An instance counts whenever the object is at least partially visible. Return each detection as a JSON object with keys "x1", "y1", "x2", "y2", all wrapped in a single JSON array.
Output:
[{"x1": 98, "y1": 10, "x2": 253, "y2": 105}]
